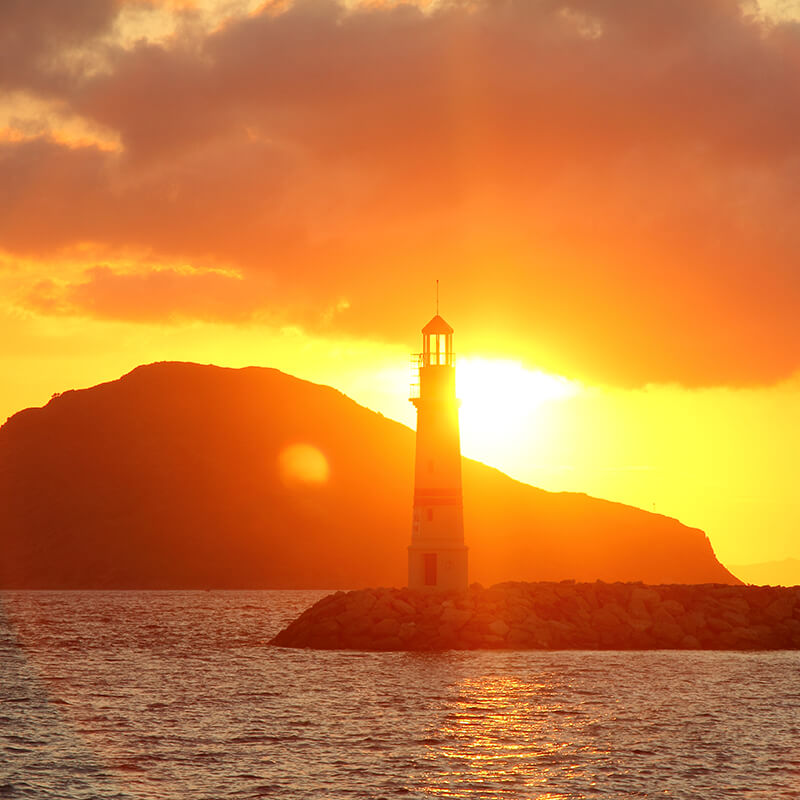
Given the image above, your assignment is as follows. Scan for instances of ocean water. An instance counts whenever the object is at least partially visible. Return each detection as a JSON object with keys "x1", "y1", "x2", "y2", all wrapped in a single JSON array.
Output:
[{"x1": 1, "y1": 591, "x2": 798, "y2": 800}]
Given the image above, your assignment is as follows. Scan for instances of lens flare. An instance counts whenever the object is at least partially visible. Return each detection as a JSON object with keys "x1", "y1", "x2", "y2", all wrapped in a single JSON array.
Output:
[{"x1": 278, "y1": 444, "x2": 330, "y2": 486}]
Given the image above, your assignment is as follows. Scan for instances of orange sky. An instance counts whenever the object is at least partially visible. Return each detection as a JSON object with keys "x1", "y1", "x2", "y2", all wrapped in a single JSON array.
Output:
[{"x1": 2, "y1": 0, "x2": 799, "y2": 578}]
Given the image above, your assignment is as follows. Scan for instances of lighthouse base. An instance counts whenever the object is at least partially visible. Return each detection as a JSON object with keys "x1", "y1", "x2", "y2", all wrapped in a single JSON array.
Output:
[{"x1": 408, "y1": 543, "x2": 468, "y2": 591}]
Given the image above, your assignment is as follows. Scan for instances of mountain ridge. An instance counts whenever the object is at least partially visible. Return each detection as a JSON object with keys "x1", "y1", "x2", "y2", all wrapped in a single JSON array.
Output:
[
  {"x1": 728, "y1": 558, "x2": 800, "y2": 587},
  {"x1": 0, "y1": 361, "x2": 739, "y2": 588}
]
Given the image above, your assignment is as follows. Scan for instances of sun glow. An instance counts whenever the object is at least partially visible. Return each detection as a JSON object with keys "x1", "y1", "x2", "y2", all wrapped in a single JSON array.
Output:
[{"x1": 457, "y1": 358, "x2": 580, "y2": 462}]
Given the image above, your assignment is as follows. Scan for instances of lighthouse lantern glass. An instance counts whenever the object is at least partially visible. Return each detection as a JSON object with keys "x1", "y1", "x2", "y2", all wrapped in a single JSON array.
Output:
[{"x1": 423, "y1": 332, "x2": 453, "y2": 366}]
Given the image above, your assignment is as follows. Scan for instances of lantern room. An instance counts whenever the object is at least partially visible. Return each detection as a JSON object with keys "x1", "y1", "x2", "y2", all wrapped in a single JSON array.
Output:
[{"x1": 421, "y1": 315, "x2": 454, "y2": 367}]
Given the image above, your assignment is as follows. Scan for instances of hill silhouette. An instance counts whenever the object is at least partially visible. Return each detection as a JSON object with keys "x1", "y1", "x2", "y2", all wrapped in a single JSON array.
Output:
[
  {"x1": 0, "y1": 362, "x2": 739, "y2": 589},
  {"x1": 729, "y1": 558, "x2": 800, "y2": 587}
]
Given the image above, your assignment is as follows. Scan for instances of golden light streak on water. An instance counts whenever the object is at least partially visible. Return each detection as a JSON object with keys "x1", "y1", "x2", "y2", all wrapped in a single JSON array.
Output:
[{"x1": 420, "y1": 675, "x2": 607, "y2": 798}]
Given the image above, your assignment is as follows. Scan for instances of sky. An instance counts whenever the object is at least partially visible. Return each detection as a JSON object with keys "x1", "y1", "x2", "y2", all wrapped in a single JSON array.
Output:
[{"x1": 2, "y1": 0, "x2": 799, "y2": 577}]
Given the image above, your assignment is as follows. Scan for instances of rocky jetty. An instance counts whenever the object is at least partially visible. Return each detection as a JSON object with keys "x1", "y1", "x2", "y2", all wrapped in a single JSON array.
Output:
[{"x1": 270, "y1": 581, "x2": 800, "y2": 651}]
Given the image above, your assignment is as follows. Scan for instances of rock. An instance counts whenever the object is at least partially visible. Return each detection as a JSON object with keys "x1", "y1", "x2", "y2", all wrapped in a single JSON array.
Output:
[
  {"x1": 269, "y1": 582, "x2": 800, "y2": 652},
  {"x1": 391, "y1": 598, "x2": 415, "y2": 616},
  {"x1": 471, "y1": 611, "x2": 496, "y2": 629},
  {"x1": 440, "y1": 607, "x2": 472, "y2": 627},
  {"x1": 679, "y1": 611, "x2": 706, "y2": 636},
  {"x1": 316, "y1": 618, "x2": 340, "y2": 636},
  {"x1": 337, "y1": 609, "x2": 371, "y2": 633},
  {"x1": 507, "y1": 598, "x2": 533, "y2": 623},
  {"x1": 744, "y1": 588, "x2": 770, "y2": 609},
  {"x1": 652, "y1": 607, "x2": 678, "y2": 627},
  {"x1": 398, "y1": 621, "x2": 417, "y2": 641},
  {"x1": 555, "y1": 583, "x2": 577, "y2": 599},
  {"x1": 371, "y1": 635, "x2": 403, "y2": 651},
  {"x1": 371, "y1": 600, "x2": 396, "y2": 621},
  {"x1": 652, "y1": 620, "x2": 684, "y2": 646},
  {"x1": 591, "y1": 607, "x2": 621, "y2": 630},
  {"x1": 372, "y1": 617, "x2": 400, "y2": 638},
  {"x1": 507, "y1": 627, "x2": 533, "y2": 647},
  {"x1": 631, "y1": 586, "x2": 661, "y2": 606},
  {"x1": 459, "y1": 628, "x2": 490, "y2": 647},
  {"x1": 661, "y1": 599, "x2": 686, "y2": 617},
  {"x1": 521, "y1": 613, "x2": 545, "y2": 633},
  {"x1": 345, "y1": 592, "x2": 376, "y2": 615},
  {"x1": 721, "y1": 610, "x2": 749, "y2": 629},
  {"x1": 627, "y1": 597, "x2": 649, "y2": 621},
  {"x1": 719, "y1": 596, "x2": 750, "y2": 615},
  {"x1": 437, "y1": 622, "x2": 462, "y2": 641},
  {"x1": 764, "y1": 596, "x2": 794, "y2": 621},
  {"x1": 729, "y1": 627, "x2": 762, "y2": 649},
  {"x1": 343, "y1": 632, "x2": 376, "y2": 650},
  {"x1": 489, "y1": 619, "x2": 510, "y2": 638},
  {"x1": 706, "y1": 616, "x2": 733, "y2": 634}
]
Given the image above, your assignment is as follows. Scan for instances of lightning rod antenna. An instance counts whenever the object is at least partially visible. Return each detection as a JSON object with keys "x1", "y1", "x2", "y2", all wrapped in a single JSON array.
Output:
[{"x1": 436, "y1": 279, "x2": 439, "y2": 315}]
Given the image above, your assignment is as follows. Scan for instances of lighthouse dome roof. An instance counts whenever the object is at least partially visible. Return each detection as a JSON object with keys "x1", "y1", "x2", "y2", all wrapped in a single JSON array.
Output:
[{"x1": 422, "y1": 315, "x2": 454, "y2": 334}]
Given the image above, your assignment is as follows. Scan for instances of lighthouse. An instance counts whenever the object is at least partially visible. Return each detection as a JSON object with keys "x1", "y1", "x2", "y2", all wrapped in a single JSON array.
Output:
[{"x1": 408, "y1": 312, "x2": 468, "y2": 591}]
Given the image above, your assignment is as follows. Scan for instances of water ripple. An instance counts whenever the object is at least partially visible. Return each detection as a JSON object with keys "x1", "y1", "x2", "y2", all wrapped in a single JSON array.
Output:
[{"x1": 1, "y1": 591, "x2": 798, "y2": 799}]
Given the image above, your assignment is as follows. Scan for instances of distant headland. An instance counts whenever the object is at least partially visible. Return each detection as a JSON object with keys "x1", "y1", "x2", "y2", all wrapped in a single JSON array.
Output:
[{"x1": 1, "y1": 361, "x2": 739, "y2": 589}]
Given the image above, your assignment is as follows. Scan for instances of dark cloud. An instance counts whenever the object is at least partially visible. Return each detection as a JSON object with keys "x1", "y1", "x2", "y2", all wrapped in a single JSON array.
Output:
[
  {"x1": 0, "y1": 0, "x2": 121, "y2": 94},
  {"x1": 3, "y1": 0, "x2": 800, "y2": 387}
]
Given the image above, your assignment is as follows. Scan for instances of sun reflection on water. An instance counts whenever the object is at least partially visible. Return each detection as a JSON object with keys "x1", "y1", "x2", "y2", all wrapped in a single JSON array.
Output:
[{"x1": 420, "y1": 675, "x2": 602, "y2": 799}]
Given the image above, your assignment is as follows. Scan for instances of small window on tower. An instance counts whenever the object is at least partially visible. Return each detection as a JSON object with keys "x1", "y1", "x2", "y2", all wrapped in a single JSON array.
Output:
[{"x1": 427, "y1": 508, "x2": 434, "y2": 522}]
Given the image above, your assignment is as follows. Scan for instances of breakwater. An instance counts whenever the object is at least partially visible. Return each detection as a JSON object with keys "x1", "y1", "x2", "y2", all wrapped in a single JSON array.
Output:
[{"x1": 270, "y1": 581, "x2": 800, "y2": 650}]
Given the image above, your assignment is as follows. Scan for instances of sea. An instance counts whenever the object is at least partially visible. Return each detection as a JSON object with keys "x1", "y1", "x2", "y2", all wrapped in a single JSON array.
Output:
[{"x1": 1, "y1": 591, "x2": 797, "y2": 800}]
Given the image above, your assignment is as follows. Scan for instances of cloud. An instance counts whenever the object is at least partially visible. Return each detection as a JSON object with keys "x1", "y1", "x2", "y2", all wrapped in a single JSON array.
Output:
[
  {"x1": 23, "y1": 265, "x2": 275, "y2": 322},
  {"x1": 2, "y1": 0, "x2": 800, "y2": 387},
  {"x1": 0, "y1": 0, "x2": 121, "y2": 95}
]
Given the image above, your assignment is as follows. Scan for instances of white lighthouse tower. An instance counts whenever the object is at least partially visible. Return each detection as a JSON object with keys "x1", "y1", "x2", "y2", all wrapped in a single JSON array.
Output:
[{"x1": 408, "y1": 312, "x2": 468, "y2": 590}]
